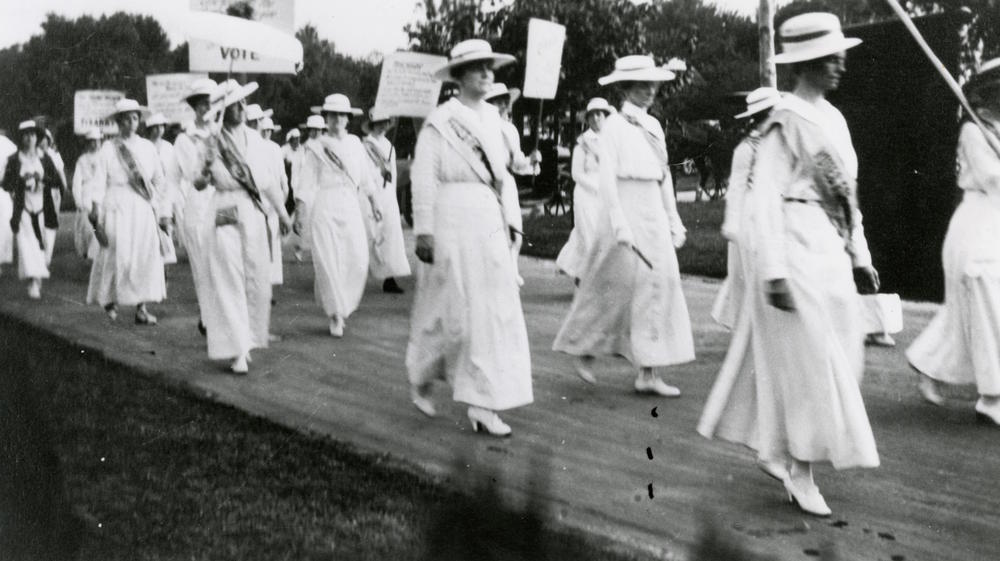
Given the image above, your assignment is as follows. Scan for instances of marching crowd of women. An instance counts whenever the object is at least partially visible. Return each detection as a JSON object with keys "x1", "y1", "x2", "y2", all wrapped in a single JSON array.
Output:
[{"x1": 2, "y1": 10, "x2": 999, "y2": 518}]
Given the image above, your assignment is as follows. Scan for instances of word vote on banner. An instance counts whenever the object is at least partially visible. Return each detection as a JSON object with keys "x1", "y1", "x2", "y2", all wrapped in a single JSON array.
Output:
[{"x1": 187, "y1": 0, "x2": 297, "y2": 74}]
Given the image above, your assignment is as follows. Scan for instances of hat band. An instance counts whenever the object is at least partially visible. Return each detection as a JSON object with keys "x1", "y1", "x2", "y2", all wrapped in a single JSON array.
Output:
[{"x1": 780, "y1": 28, "x2": 835, "y2": 43}]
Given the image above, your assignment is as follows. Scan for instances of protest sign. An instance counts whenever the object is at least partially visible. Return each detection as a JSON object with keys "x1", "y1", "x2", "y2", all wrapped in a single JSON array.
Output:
[
  {"x1": 146, "y1": 73, "x2": 208, "y2": 125},
  {"x1": 188, "y1": 0, "x2": 298, "y2": 74},
  {"x1": 523, "y1": 18, "x2": 566, "y2": 99},
  {"x1": 74, "y1": 90, "x2": 125, "y2": 135},
  {"x1": 373, "y1": 52, "x2": 448, "y2": 118}
]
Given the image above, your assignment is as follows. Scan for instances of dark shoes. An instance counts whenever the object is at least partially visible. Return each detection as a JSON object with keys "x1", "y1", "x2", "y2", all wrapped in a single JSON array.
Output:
[{"x1": 382, "y1": 278, "x2": 404, "y2": 294}]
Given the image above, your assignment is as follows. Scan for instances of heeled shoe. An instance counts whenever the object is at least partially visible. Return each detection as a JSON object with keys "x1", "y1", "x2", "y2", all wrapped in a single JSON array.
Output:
[
  {"x1": 468, "y1": 406, "x2": 512, "y2": 437},
  {"x1": 756, "y1": 459, "x2": 790, "y2": 482},
  {"x1": 918, "y1": 374, "x2": 945, "y2": 406},
  {"x1": 783, "y1": 477, "x2": 832, "y2": 517},
  {"x1": 329, "y1": 316, "x2": 345, "y2": 338},
  {"x1": 634, "y1": 375, "x2": 681, "y2": 397},
  {"x1": 135, "y1": 308, "x2": 158, "y2": 325},
  {"x1": 573, "y1": 356, "x2": 597, "y2": 385},
  {"x1": 105, "y1": 303, "x2": 118, "y2": 321},
  {"x1": 27, "y1": 279, "x2": 41, "y2": 300},
  {"x1": 410, "y1": 385, "x2": 437, "y2": 418},
  {"x1": 975, "y1": 398, "x2": 1000, "y2": 426},
  {"x1": 231, "y1": 355, "x2": 249, "y2": 375}
]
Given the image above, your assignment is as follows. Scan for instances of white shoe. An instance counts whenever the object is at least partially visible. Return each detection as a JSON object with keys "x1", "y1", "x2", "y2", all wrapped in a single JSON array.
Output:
[
  {"x1": 634, "y1": 375, "x2": 681, "y2": 397},
  {"x1": 573, "y1": 356, "x2": 597, "y2": 385},
  {"x1": 135, "y1": 308, "x2": 157, "y2": 325},
  {"x1": 329, "y1": 316, "x2": 345, "y2": 338},
  {"x1": 918, "y1": 374, "x2": 945, "y2": 406},
  {"x1": 105, "y1": 304, "x2": 118, "y2": 321},
  {"x1": 783, "y1": 476, "x2": 832, "y2": 517},
  {"x1": 865, "y1": 333, "x2": 896, "y2": 347},
  {"x1": 410, "y1": 385, "x2": 437, "y2": 418},
  {"x1": 27, "y1": 280, "x2": 41, "y2": 300},
  {"x1": 468, "y1": 406, "x2": 512, "y2": 437},
  {"x1": 975, "y1": 398, "x2": 1000, "y2": 426},
  {"x1": 757, "y1": 459, "x2": 790, "y2": 482},
  {"x1": 231, "y1": 355, "x2": 249, "y2": 375}
]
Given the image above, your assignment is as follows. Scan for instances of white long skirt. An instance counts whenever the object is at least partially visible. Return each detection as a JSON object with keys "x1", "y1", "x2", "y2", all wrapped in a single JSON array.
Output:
[
  {"x1": 73, "y1": 211, "x2": 99, "y2": 261},
  {"x1": 0, "y1": 191, "x2": 13, "y2": 266},
  {"x1": 907, "y1": 192, "x2": 1000, "y2": 395},
  {"x1": 86, "y1": 186, "x2": 166, "y2": 307},
  {"x1": 710, "y1": 243, "x2": 745, "y2": 330},
  {"x1": 553, "y1": 179, "x2": 695, "y2": 368},
  {"x1": 15, "y1": 211, "x2": 51, "y2": 280},
  {"x1": 365, "y1": 183, "x2": 411, "y2": 280},
  {"x1": 265, "y1": 207, "x2": 283, "y2": 285},
  {"x1": 702, "y1": 203, "x2": 878, "y2": 470},
  {"x1": 180, "y1": 186, "x2": 215, "y2": 314},
  {"x1": 555, "y1": 183, "x2": 602, "y2": 279},
  {"x1": 202, "y1": 190, "x2": 271, "y2": 361},
  {"x1": 406, "y1": 182, "x2": 533, "y2": 411},
  {"x1": 311, "y1": 186, "x2": 369, "y2": 318}
]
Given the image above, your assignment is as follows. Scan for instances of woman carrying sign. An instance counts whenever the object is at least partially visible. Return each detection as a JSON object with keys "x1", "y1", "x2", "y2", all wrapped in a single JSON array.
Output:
[
  {"x1": 406, "y1": 40, "x2": 532, "y2": 437},
  {"x1": 299, "y1": 94, "x2": 382, "y2": 338},
  {"x1": 362, "y1": 107, "x2": 411, "y2": 294},
  {"x1": 200, "y1": 80, "x2": 292, "y2": 374},
  {"x1": 552, "y1": 55, "x2": 694, "y2": 398},
  {"x1": 86, "y1": 99, "x2": 168, "y2": 324}
]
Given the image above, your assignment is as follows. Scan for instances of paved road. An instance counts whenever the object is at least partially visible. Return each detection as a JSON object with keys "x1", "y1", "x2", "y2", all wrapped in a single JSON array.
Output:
[{"x1": 1, "y1": 215, "x2": 997, "y2": 561}]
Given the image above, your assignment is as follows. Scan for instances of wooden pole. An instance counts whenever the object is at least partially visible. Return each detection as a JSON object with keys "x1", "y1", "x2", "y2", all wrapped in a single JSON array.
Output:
[{"x1": 758, "y1": 0, "x2": 777, "y2": 88}]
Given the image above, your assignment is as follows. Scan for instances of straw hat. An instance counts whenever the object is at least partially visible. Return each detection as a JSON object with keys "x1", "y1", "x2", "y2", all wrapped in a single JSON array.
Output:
[
  {"x1": 317, "y1": 93, "x2": 363, "y2": 115},
  {"x1": 245, "y1": 104, "x2": 266, "y2": 121},
  {"x1": 305, "y1": 115, "x2": 326, "y2": 129},
  {"x1": 108, "y1": 98, "x2": 151, "y2": 120},
  {"x1": 585, "y1": 97, "x2": 613, "y2": 116},
  {"x1": 432, "y1": 39, "x2": 516, "y2": 82},
  {"x1": 774, "y1": 12, "x2": 862, "y2": 64},
  {"x1": 216, "y1": 79, "x2": 259, "y2": 108},
  {"x1": 260, "y1": 118, "x2": 277, "y2": 131},
  {"x1": 362, "y1": 107, "x2": 396, "y2": 134},
  {"x1": 598, "y1": 55, "x2": 676, "y2": 86},
  {"x1": 145, "y1": 113, "x2": 169, "y2": 127},
  {"x1": 734, "y1": 87, "x2": 783, "y2": 119},
  {"x1": 183, "y1": 78, "x2": 218, "y2": 103},
  {"x1": 286, "y1": 129, "x2": 301, "y2": 140},
  {"x1": 485, "y1": 82, "x2": 521, "y2": 103}
]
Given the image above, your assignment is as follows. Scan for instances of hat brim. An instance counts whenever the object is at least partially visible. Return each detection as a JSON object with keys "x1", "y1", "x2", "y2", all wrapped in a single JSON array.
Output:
[
  {"x1": 361, "y1": 117, "x2": 397, "y2": 134},
  {"x1": 321, "y1": 107, "x2": 363, "y2": 116},
  {"x1": 773, "y1": 37, "x2": 862, "y2": 64},
  {"x1": 486, "y1": 87, "x2": 521, "y2": 104},
  {"x1": 433, "y1": 53, "x2": 516, "y2": 82},
  {"x1": 218, "y1": 82, "x2": 259, "y2": 108},
  {"x1": 109, "y1": 106, "x2": 151, "y2": 120},
  {"x1": 734, "y1": 98, "x2": 781, "y2": 119},
  {"x1": 598, "y1": 67, "x2": 676, "y2": 86}
]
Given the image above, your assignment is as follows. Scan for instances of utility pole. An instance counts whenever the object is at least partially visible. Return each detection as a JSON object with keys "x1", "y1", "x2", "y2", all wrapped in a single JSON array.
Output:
[{"x1": 759, "y1": 0, "x2": 777, "y2": 87}]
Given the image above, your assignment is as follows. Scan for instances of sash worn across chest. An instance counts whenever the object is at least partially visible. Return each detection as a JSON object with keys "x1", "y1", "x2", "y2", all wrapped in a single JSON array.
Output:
[
  {"x1": 215, "y1": 131, "x2": 265, "y2": 212},
  {"x1": 362, "y1": 138, "x2": 393, "y2": 186},
  {"x1": 314, "y1": 141, "x2": 361, "y2": 190},
  {"x1": 112, "y1": 139, "x2": 153, "y2": 202},
  {"x1": 621, "y1": 114, "x2": 669, "y2": 179}
]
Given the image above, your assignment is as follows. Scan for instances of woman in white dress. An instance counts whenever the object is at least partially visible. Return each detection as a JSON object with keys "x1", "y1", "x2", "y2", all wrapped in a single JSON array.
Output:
[
  {"x1": 200, "y1": 80, "x2": 292, "y2": 374},
  {"x1": 556, "y1": 97, "x2": 613, "y2": 282},
  {"x1": 406, "y1": 39, "x2": 533, "y2": 437},
  {"x1": 0, "y1": 133, "x2": 15, "y2": 276},
  {"x1": 702, "y1": 14, "x2": 880, "y2": 517},
  {"x1": 146, "y1": 113, "x2": 178, "y2": 265},
  {"x1": 86, "y1": 99, "x2": 168, "y2": 324},
  {"x1": 552, "y1": 55, "x2": 694, "y2": 397},
  {"x1": 291, "y1": 116, "x2": 327, "y2": 262},
  {"x1": 172, "y1": 78, "x2": 218, "y2": 336},
  {"x1": 362, "y1": 108, "x2": 411, "y2": 294},
  {"x1": 1, "y1": 120, "x2": 64, "y2": 299},
  {"x1": 72, "y1": 128, "x2": 103, "y2": 261},
  {"x1": 907, "y1": 58, "x2": 1000, "y2": 426},
  {"x1": 299, "y1": 94, "x2": 382, "y2": 338}
]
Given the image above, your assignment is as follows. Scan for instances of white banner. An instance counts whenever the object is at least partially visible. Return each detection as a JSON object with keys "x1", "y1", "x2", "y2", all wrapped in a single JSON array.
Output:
[
  {"x1": 73, "y1": 90, "x2": 125, "y2": 135},
  {"x1": 146, "y1": 73, "x2": 208, "y2": 125},
  {"x1": 373, "y1": 51, "x2": 448, "y2": 118},
  {"x1": 188, "y1": 0, "x2": 298, "y2": 74},
  {"x1": 523, "y1": 18, "x2": 566, "y2": 100}
]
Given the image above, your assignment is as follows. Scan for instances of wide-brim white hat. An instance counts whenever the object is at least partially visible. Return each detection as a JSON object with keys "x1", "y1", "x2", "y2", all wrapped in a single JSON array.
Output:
[
  {"x1": 314, "y1": 93, "x2": 362, "y2": 116},
  {"x1": 485, "y1": 82, "x2": 521, "y2": 103},
  {"x1": 432, "y1": 39, "x2": 516, "y2": 82},
  {"x1": 18, "y1": 120, "x2": 40, "y2": 133},
  {"x1": 774, "y1": 12, "x2": 862, "y2": 64},
  {"x1": 108, "y1": 98, "x2": 151, "y2": 120},
  {"x1": 217, "y1": 79, "x2": 259, "y2": 108},
  {"x1": 305, "y1": 115, "x2": 326, "y2": 129},
  {"x1": 734, "y1": 87, "x2": 783, "y2": 119},
  {"x1": 145, "y1": 113, "x2": 169, "y2": 127},
  {"x1": 286, "y1": 129, "x2": 301, "y2": 140},
  {"x1": 362, "y1": 107, "x2": 397, "y2": 134},
  {"x1": 599, "y1": 55, "x2": 676, "y2": 86},
  {"x1": 245, "y1": 104, "x2": 265, "y2": 121},
  {"x1": 585, "y1": 97, "x2": 613, "y2": 115},
  {"x1": 260, "y1": 117, "x2": 277, "y2": 131},
  {"x1": 183, "y1": 78, "x2": 218, "y2": 103}
]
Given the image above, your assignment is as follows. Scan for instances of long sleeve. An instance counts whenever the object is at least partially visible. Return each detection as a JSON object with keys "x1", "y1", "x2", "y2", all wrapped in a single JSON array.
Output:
[
  {"x1": 72, "y1": 159, "x2": 86, "y2": 210},
  {"x1": 410, "y1": 126, "x2": 442, "y2": 236},
  {"x1": 722, "y1": 140, "x2": 754, "y2": 241},
  {"x1": 597, "y1": 125, "x2": 632, "y2": 243},
  {"x1": 148, "y1": 146, "x2": 168, "y2": 219},
  {"x1": 750, "y1": 127, "x2": 793, "y2": 281},
  {"x1": 503, "y1": 122, "x2": 534, "y2": 176},
  {"x1": 570, "y1": 143, "x2": 597, "y2": 194}
]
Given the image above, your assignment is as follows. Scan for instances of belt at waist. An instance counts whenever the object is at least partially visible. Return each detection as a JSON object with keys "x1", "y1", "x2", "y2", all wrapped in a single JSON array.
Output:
[{"x1": 783, "y1": 197, "x2": 821, "y2": 206}]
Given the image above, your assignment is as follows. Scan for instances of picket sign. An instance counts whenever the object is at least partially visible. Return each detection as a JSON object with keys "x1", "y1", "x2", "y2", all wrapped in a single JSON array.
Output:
[
  {"x1": 373, "y1": 51, "x2": 448, "y2": 119},
  {"x1": 74, "y1": 90, "x2": 125, "y2": 135},
  {"x1": 146, "y1": 73, "x2": 209, "y2": 125}
]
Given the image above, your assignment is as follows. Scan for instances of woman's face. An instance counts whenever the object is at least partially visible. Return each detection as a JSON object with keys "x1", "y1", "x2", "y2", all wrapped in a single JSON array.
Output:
[
  {"x1": 86, "y1": 139, "x2": 100, "y2": 152},
  {"x1": 456, "y1": 60, "x2": 494, "y2": 99},
  {"x1": 800, "y1": 53, "x2": 847, "y2": 92},
  {"x1": 325, "y1": 113, "x2": 350, "y2": 134},
  {"x1": 19, "y1": 130, "x2": 37, "y2": 151},
  {"x1": 191, "y1": 96, "x2": 211, "y2": 119},
  {"x1": 587, "y1": 111, "x2": 607, "y2": 132},
  {"x1": 261, "y1": 128, "x2": 273, "y2": 140},
  {"x1": 489, "y1": 95, "x2": 511, "y2": 116},
  {"x1": 223, "y1": 102, "x2": 245, "y2": 127},
  {"x1": 148, "y1": 125, "x2": 164, "y2": 140},
  {"x1": 624, "y1": 81, "x2": 660, "y2": 109},
  {"x1": 308, "y1": 129, "x2": 320, "y2": 140},
  {"x1": 117, "y1": 112, "x2": 140, "y2": 136}
]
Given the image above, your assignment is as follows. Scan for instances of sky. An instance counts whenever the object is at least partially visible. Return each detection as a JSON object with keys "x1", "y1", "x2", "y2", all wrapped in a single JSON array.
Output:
[{"x1": 0, "y1": 0, "x2": 766, "y2": 59}]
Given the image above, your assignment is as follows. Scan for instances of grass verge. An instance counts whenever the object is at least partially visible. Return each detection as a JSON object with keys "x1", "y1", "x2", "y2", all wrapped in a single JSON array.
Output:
[{"x1": 0, "y1": 316, "x2": 661, "y2": 561}]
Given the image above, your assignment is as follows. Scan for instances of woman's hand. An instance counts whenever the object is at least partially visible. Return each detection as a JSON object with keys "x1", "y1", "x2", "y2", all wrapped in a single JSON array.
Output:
[
  {"x1": 370, "y1": 202, "x2": 383, "y2": 222},
  {"x1": 766, "y1": 278, "x2": 796, "y2": 311},
  {"x1": 853, "y1": 266, "x2": 880, "y2": 295},
  {"x1": 278, "y1": 213, "x2": 293, "y2": 236},
  {"x1": 416, "y1": 234, "x2": 434, "y2": 264}
]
